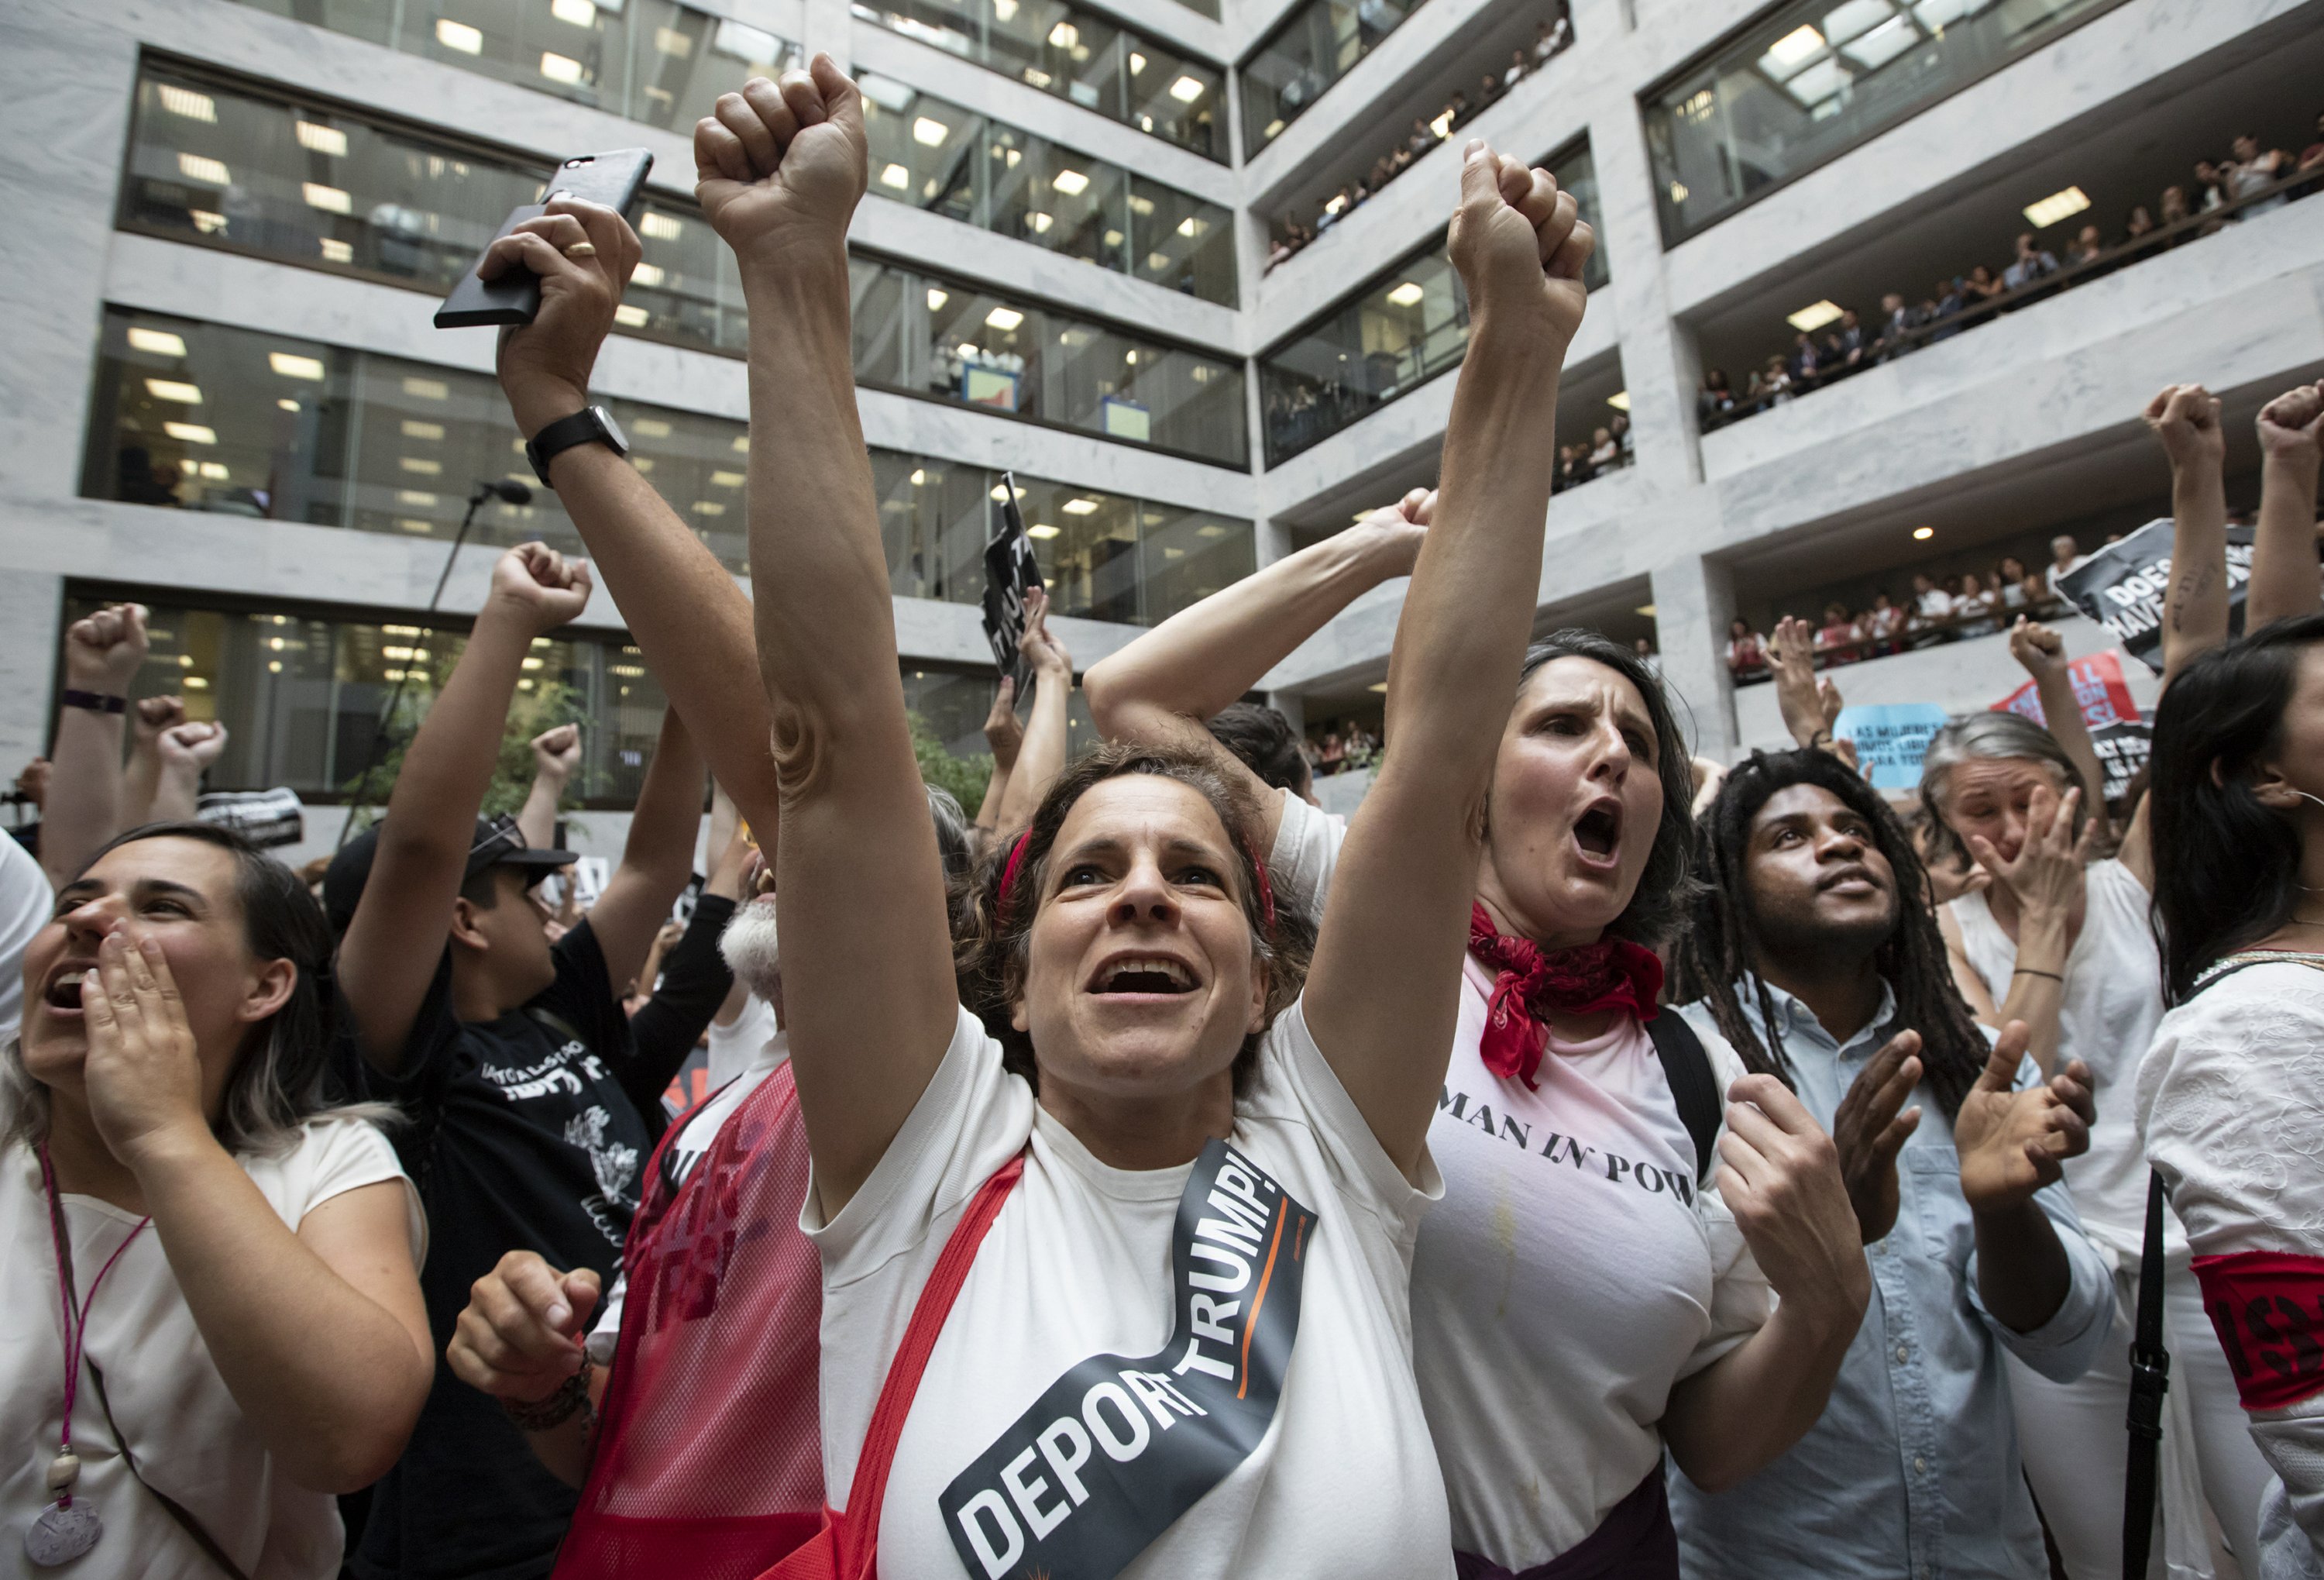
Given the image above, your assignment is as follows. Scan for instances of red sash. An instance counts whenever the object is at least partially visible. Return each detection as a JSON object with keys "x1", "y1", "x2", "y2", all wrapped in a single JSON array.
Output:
[
  {"x1": 553, "y1": 1064, "x2": 826, "y2": 1579},
  {"x1": 2192, "y1": 1250, "x2": 2324, "y2": 1412}
]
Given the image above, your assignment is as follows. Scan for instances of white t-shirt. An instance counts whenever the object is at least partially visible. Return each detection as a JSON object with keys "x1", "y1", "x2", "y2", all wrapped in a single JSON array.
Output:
[
  {"x1": 1951, "y1": 858, "x2": 2164, "y2": 1262},
  {"x1": 0, "y1": 833, "x2": 50, "y2": 1041},
  {"x1": 706, "y1": 990, "x2": 779, "y2": 1090},
  {"x1": 806, "y1": 1001, "x2": 1453, "y2": 1580},
  {"x1": 590, "y1": 1026, "x2": 789, "y2": 1363},
  {"x1": 1270, "y1": 793, "x2": 1768, "y2": 1566},
  {"x1": 2, "y1": 1118, "x2": 423, "y2": 1579},
  {"x1": 2139, "y1": 959, "x2": 2324, "y2": 1571}
]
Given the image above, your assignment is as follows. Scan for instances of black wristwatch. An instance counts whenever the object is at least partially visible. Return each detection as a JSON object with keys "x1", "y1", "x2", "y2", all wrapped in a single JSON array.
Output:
[{"x1": 524, "y1": 405, "x2": 630, "y2": 487}]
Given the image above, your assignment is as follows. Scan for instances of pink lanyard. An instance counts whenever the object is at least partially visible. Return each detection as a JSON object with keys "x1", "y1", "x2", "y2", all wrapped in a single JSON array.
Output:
[{"x1": 36, "y1": 1141, "x2": 151, "y2": 1509}]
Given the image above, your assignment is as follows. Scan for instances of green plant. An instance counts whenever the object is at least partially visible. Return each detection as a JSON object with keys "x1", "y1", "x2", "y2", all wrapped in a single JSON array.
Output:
[
  {"x1": 911, "y1": 711, "x2": 992, "y2": 812},
  {"x1": 342, "y1": 666, "x2": 583, "y2": 833}
]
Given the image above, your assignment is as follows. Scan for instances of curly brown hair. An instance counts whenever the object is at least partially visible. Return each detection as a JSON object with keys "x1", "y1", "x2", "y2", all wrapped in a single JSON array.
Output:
[{"x1": 953, "y1": 742, "x2": 1316, "y2": 1098}]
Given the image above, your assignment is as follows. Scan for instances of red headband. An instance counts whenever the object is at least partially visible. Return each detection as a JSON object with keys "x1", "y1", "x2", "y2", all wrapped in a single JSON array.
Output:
[{"x1": 994, "y1": 828, "x2": 1276, "y2": 935}]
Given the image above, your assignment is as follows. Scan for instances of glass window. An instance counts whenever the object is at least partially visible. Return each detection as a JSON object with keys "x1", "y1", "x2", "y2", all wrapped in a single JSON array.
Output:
[
  {"x1": 1258, "y1": 142, "x2": 1604, "y2": 466},
  {"x1": 851, "y1": 0, "x2": 1225, "y2": 160},
  {"x1": 221, "y1": 0, "x2": 799, "y2": 129},
  {"x1": 1240, "y1": 0, "x2": 1424, "y2": 152},
  {"x1": 1644, "y1": 0, "x2": 2119, "y2": 246},
  {"x1": 858, "y1": 75, "x2": 1236, "y2": 305},
  {"x1": 82, "y1": 311, "x2": 1257, "y2": 627}
]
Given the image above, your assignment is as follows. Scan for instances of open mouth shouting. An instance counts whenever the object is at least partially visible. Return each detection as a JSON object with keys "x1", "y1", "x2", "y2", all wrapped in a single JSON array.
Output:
[
  {"x1": 38, "y1": 958, "x2": 98, "y2": 1022},
  {"x1": 1572, "y1": 797, "x2": 1624, "y2": 873},
  {"x1": 1087, "y1": 952, "x2": 1202, "y2": 1002}
]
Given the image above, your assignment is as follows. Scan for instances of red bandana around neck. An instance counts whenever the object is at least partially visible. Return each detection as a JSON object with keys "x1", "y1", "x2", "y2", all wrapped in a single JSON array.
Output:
[{"x1": 1467, "y1": 902, "x2": 1665, "y2": 1089}]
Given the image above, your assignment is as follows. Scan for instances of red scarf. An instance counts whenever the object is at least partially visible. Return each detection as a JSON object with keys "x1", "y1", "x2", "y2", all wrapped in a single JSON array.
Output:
[{"x1": 1467, "y1": 902, "x2": 1665, "y2": 1089}]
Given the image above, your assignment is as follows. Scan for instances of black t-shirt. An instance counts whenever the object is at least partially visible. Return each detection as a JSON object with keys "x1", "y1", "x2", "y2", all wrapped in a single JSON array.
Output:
[{"x1": 348, "y1": 921, "x2": 653, "y2": 1580}]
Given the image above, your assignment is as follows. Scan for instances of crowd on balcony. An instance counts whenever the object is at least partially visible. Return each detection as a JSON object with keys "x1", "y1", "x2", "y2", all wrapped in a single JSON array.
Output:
[
  {"x1": 1556, "y1": 412, "x2": 1631, "y2": 491},
  {"x1": 1725, "y1": 532, "x2": 2116, "y2": 681},
  {"x1": 1697, "y1": 116, "x2": 2324, "y2": 431},
  {"x1": 1263, "y1": 6, "x2": 1573, "y2": 274}
]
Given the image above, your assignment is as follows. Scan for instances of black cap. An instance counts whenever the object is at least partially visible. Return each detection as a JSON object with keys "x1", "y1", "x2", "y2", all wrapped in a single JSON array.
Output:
[{"x1": 323, "y1": 811, "x2": 576, "y2": 932}]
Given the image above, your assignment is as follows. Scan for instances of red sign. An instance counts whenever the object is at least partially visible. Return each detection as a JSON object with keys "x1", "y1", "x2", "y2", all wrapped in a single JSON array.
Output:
[{"x1": 1992, "y1": 649, "x2": 2141, "y2": 730}]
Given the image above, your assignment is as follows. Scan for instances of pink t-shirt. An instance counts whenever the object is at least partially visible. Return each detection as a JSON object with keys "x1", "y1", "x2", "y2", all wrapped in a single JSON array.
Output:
[{"x1": 1269, "y1": 794, "x2": 1768, "y2": 1568}]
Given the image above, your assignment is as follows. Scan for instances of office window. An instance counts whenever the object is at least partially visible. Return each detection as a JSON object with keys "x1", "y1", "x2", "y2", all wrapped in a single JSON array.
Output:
[
  {"x1": 1240, "y1": 0, "x2": 1425, "y2": 152},
  {"x1": 82, "y1": 308, "x2": 1254, "y2": 625},
  {"x1": 848, "y1": 253, "x2": 1248, "y2": 466},
  {"x1": 852, "y1": 0, "x2": 1224, "y2": 160},
  {"x1": 1259, "y1": 142, "x2": 1604, "y2": 465},
  {"x1": 1643, "y1": 0, "x2": 2120, "y2": 245},
  {"x1": 220, "y1": 0, "x2": 799, "y2": 129},
  {"x1": 858, "y1": 74, "x2": 1236, "y2": 305}
]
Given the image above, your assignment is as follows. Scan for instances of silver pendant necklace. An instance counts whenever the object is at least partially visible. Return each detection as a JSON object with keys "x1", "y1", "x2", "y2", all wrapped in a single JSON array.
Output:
[{"x1": 26, "y1": 1141, "x2": 150, "y2": 1568}]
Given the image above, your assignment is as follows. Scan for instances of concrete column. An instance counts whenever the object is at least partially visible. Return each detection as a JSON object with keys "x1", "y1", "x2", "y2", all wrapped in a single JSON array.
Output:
[
  {"x1": 0, "y1": 574, "x2": 64, "y2": 776},
  {"x1": 1586, "y1": 98, "x2": 1703, "y2": 496},
  {"x1": 1650, "y1": 552, "x2": 1737, "y2": 760},
  {"x1": 1267, "y1": 690, "x2": 1306, "y2": 735}
]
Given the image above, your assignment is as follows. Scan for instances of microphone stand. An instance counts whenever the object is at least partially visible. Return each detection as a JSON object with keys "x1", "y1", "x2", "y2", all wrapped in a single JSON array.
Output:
[{"x1": 335, "y1": 480, "x2": 529, "y2": 849}]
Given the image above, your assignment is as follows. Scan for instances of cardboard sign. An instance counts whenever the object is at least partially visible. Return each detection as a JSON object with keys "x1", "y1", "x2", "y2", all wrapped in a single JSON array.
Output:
[
  {"x1": 1834, "y1": 702, "x2": 1953, "y2": 791},
  {"x1": 2055, "y1": 518, "x2": 2254, "y2": 674},
  {"x1": 982, "y1": 471, "x2": 1042, "y2": 691},
  {"x1": 1992, "y1": 649, "x2": 2142, "y2": 732}
]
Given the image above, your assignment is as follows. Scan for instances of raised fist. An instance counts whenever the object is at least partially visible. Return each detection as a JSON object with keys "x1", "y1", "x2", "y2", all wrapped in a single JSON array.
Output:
[
  {"x1": 1355, "y1": 488, "x2": 1433, "y2": 577},
  {"x1": 158, "y1": 721, "x2": 229, "y2": 772},
  {"x1": 1446, "y1": 141, "x2": 1594, "y2": 346},
  {"x1": 531, "y1": 723, "x2": 583, "y2": 782},
  {"x1": 2006, "y1": 617, "x2": 2068, "y2": 685},
  {"x1": 488, "y1": 543, "x2": 593, "y2": 635},
  {"x1": 64, "y1": 603, "x2": 150, "y2": 693},
  {"x1": 133, "y1": 695, "x2": 187, "y2": 745},
  {"x1": 2257, "y1": 382, "x2": 2324, "y2": 463},
  {"x1": 694, "y1": 56, "x2": 868, "y2": 270},
  {"x1": 2143, "y1": 383, "x2": 2225, "y2": 471}
]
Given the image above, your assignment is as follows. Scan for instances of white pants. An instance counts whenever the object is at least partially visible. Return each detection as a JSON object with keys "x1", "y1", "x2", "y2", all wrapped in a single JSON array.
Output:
[{"x1": 2009, "y1": 1259, "x2": 2276, "y2": 1580}]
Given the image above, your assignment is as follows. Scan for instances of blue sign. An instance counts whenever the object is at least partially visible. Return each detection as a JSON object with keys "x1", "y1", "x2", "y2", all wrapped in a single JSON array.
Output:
[{"x1": 1834, "y1": 703, "x2": 1952, "y2": 790}]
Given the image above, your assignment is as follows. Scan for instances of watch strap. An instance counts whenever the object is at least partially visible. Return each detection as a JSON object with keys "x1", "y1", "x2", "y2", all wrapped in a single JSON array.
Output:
[
  {"x1": 60, "y1": 690, "x2": 126, "y2": 715},
  {"x1": 526, "y1": 408, "x2": 619, "y2": 487}
]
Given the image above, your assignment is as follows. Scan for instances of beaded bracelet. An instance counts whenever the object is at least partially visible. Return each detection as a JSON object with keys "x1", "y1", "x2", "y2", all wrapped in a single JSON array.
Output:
[{"x1": 500, "y1": 1365, "x2": 593, "y2": 1433}]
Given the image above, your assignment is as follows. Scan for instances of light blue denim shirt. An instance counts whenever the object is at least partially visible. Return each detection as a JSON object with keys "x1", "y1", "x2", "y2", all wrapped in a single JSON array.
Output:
[{"x1": 1667, "y1": 979, "x2": 2116, "y2": 1580}]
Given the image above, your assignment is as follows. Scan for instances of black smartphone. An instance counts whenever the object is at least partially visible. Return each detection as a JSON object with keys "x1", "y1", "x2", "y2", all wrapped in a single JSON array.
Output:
[{"x1": 435, "y1": 147, "x2": 656, "y2": 329}]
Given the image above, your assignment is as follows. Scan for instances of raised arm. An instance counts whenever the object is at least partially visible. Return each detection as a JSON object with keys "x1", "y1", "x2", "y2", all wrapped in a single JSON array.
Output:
[
  {"x1": 1767, "y1": 616, "x2": 1843, "y2": 757},
  {"x1": 122, "y1": 696, "x2": 184, "y2": 828},
  {"x1": 1084, "y1": 492, "x2": 1428, "y2": 831},
  {"x1": 2146, "y1": 384, "x2": 2231, "y2": 689},
  {"x1": 518, "y1": 724, "x2": 581, "y2": 850},
  {"x1": 482, "y1": 195, "x2": 781, "y2": 845},
  {"x1": 338, "y1": 545, "x2": 592, "y2": 1072},
  {"x1": 974, "y1": 676, "x2": 1021, "y2": 833},
  {"x1": 1302, "y1": 143, "x2": 1593, "y2": 1177},
  {"x1": 993, "y1": 588, "x2": 1073, "y2": 835},
  {"x1": 696, "y1": 58, "x2": 958, "y2": 1210},
  {"x1": 42, "y1": 604, "x2": 146, "y2": 890},
  {"x1": 2006, "y1": 619, "x2": 2109, "y2": 837},
  {"x1": 2250, "y1": 382, "x2": 2324, "y2": 631},
  {"x1": 149, "y1": 721, "x2": 227, "y2": 825},
  {"x1": 1958, "y1": 781, "x2": 2082, "y2": 1077},
  {"x1": 587, "y1": 708, "x2": 705, "y2": 990}
]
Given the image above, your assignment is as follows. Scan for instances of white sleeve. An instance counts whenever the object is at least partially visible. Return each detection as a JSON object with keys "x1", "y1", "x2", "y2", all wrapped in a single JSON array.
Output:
[
  {"x1": 587, "y1": 1272, "x2": 627, "y2": 1366},
  {"x1": 1254, "y1": 996, "x2": 1440, "y2": 1235},
  {"x1": 281, "y1": 1117, "x2": 428, "y2": 1266},
  {"x1": 1267, "y1": 787, "x2": 1346, "y2": 921},
  {"x1": 0, "y1": 835, "x2": 50, "y2": 1041},
  {"x1": 803, "y1": 1004, "x2": 1035, "y2": 1289}
]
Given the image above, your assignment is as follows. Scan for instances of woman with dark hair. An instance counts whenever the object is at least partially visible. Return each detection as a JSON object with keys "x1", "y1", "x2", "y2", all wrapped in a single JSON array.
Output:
[
  {"x1": 1089, "y1": 559, "x2": 1868, "y2": 1566},
  {"x1": 0, "y1": 822, "x2": 431, "y2": 1575},
  {"x1": 689, "y1": 61, "x2": 1602, "y2": 1578},
  {"x1": 1666, "y1": 746, "x2": 2113, "y2": 1576},
  {"x1": 2143, "y1": 617, "x2": 2324, "y2": 1575}
]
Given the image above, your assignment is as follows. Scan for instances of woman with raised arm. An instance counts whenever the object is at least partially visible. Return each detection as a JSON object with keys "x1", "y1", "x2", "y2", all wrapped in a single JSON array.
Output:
[
  {"x1": 694, "y1": 56, "x2": 1587, "y2": 1578},
  {"x1": 1, "y1": 823, "x2": 431, "y2": 1576},
  {"x1": 1087, "y1": 346, "x2": 1866, "y2": 1580}
]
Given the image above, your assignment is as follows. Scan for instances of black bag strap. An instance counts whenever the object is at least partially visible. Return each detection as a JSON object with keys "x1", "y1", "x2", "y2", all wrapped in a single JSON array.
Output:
[
  {"x1": 2123, "y1": 1171, "x2": 2170, "y2": 1579},
  {"x1": 1646, "y1": 1010, "x2": 1722, "y2": 1186}
]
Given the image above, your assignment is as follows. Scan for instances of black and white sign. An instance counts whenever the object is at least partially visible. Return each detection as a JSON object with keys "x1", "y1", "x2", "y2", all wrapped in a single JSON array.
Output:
[
  {"x1": 196, "y1": 787, "x2": 304, "y2": 849},
  {"x1": 2090, "y1": 719, "x2": 2154, "y2": 805},
  {"x1": 981, "y1": 471, "x2": 1042, "y2": 692},
  {"x1": 2055, "y1": 518, "x2": 2255, "y2": 675},
  {"x1": 940, "y1": 1140, "x2": 1316, "y2": 1580}
]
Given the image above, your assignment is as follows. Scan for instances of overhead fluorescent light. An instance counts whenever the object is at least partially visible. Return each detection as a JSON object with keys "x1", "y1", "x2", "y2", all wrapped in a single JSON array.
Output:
[
  {"x1": 712, "y1": 19, "x2": 783, "y2": 63},
  {"x1": 1063, "y1": 497, "x2": 1098, "y2": 515},
  {"x1": 401, "y1": 419, "x2": 445, "y2": 439},
  {"x1": 292, "y1": 121, "x2": 348, "y2": 158},
  {"x1": 909, "y1": 468, "x2": 926, "y2": 484},
  {"x1": 631, "y1": 261, "x2": 664, "y2": 287},
  {"x1": 270, "y1": 353, "x2": 327, "y2": 380},
  {"x1": 552, "y1": 0, "x2": 596, "y2": 24},
  {"x1": 539, "y1": 50, "x2": 586, "y2": 83},
  {"x1": 927, "y1": 287, "x2": 948, "y2": 310},
  {"x1": 436, "y1": 17, "x2": 484, "y2": 52},
  {"x1": 319, "y1": 237, "x2": 353, "y2": 262},
  {"x1": 641, "y1": 211, "x2": 683, "y2": 240},
  {"x1": 1177, "y1": 215, "x2": 1205, "y2": 237},
  {"x1": 177, "y1": 152, "x2": 229, "y2": 184},
  {"x1": 858, "y1": 73, "x2": 914, "y2": 112},
  {"x1": 1129, "y1": 52, "x2": 1147, "y2": 74},
  {"x1": 1048, "y1": 21, "x2": 1077, "y2": 47},
  {"x1": 1913, "y1": 525, "x2": 1934, "y2": 539},
  {"x1": 1635, "y1": 603, "x2": 1658, "y2": 617},
  {"x1": 1026, "y1": 523, "x2": 1061, "y2": 539},
  {"x1": 1762, "y1": 22, "x2": 1825, "y2": 76},
  {"x1": 710, "y1": 470, "x2": 745, "y2": 487},
  {"x1": 2023, "y1": 185, "x2": 2090, "y2": 229},
  {"x1": 1367, "y1": 681, "x2": 1388, "y2": 693},
  {"x1": 301, "y1": 181, "x2": 352, "y2": 213},
  {"x1": 1606, "y1": 391, "x2": 1631, "y2": 411},
  {"x1": 630, "y1": 417, "x2": 672, "y2": 438},
  {"x1": 913, "y1": 115, "x2": 949, "y2": 146},
  {"x1": 880, "y1": 162, "x2": 909, "y2": 189},
  {"x1": 732, "y1": 435, "x2": 751, "y2": 453},
  {"x1": 1052, "y1": 168, "x2": 1089, "y2": 195},
  {"x1": 163, "y1": 422, "x2": 217, "y2": 445},
  {"x1": 146, "y1": 378, "x2": 202, "y2": 404},
  {"x1": 985, "y1": 306, "x2": 1025, "y2": 331},
  {"x1": 1385, "y1": 281, "x2": 1425, "y2": 307},
  {"x1": 1786, "y1": 298, "x2": 1844, "y2": 332},
  {"x1": 1026, "y1": 211, "x2": 1054, "y2": 232},
  {"x1": 694, "y1": 501, "x2": 727, "y2": 515},
  {"x1": 128, "y1": 327, "x2": 187, "y2": 357},
  {"x1": 404, "y1": 376, "x2": 449, "y2": 400},
  {"x1": 1169, "y1": 74, "x2": 1205, "y2": 102},
  {"x1": 614, "y1": 304, "x2": 650, "y2": 326},
  {"x1": 156, "y1": 84, "x2": 216, "y2": 122},
  {"x1": 401, "y1": 456, "x2": 443, "y2": 475},
  {"x1": 277, "y1": 398, "x2": 299, "y2": 411}
]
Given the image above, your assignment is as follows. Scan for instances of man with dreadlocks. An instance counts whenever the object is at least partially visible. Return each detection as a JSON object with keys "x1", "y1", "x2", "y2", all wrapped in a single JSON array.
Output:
[{"x1": 1664, "y1": 746, "x2": 2114, "y2": 1579}]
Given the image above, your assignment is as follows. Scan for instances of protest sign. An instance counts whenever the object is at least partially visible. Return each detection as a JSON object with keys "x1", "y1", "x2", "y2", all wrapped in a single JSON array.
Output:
[
  {"x1": 2089, "y1": 719, "x2": 2153, "y2": 805},
  {"x1": 981, "y1": 470, "x2": 1041, "y2": 691},
  {"x1": 1992, "y1": 649, "x2": 2141, "y2": 732},
  {"x1": 1834, "y1": 702, "x2": 1953, "y2": 791},
  {"x1": 2055, "y1": 518, "x2": 2254, "y2": 674}
]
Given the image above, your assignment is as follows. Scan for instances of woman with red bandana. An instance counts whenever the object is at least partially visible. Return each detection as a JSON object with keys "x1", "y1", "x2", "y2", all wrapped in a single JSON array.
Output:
[{"x1": 1088, "y1": 540, "x2": 1870, "y2": 1578}]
